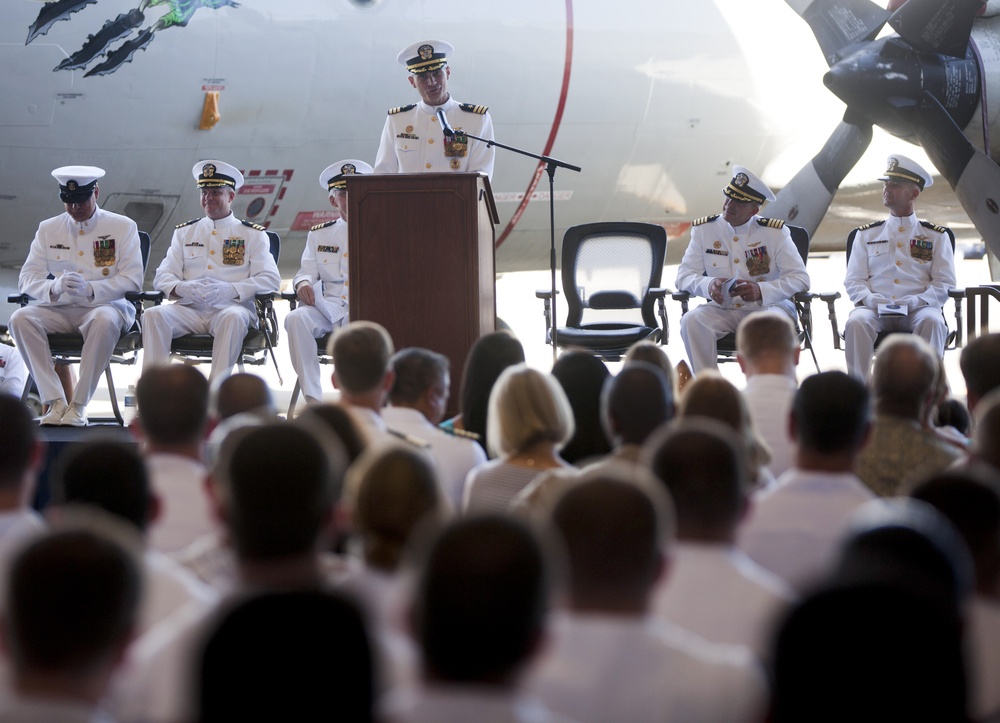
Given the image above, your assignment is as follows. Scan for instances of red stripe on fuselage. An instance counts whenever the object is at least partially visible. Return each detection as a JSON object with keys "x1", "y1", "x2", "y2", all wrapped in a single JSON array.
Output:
[{"x1": 495, "y1": 0, "x2": 574, "y2": 247}]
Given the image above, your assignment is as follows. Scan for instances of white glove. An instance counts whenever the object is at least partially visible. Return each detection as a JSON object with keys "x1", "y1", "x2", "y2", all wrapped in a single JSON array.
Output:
[
  {"x1": 175, "y1": 280, "x2": 209, "y2": 303},
  {"x1": 52, "y1": 272, "x2": 87, "y2": 297},
  {"x1": 204, "y1": 281, "x2": 238, "y2": 306}
]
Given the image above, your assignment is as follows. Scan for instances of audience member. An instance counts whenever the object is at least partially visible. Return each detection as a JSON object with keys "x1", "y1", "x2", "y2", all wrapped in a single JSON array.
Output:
[
  {"x1": 330, "y1": 321, "x2": 396, "y2": 443},
  {"x1": 738, "y1": 372, "x2": 877, "y2": 590},
  {"x1": 960, "y1": 331, "x2": 1000, "y2": 413},
  {"x1": 210, "y1": 371, "x2": 276, "y2": 422},
  {"x1": 644, "y1": 419, "x2": 794, "y2": 659},
  {"x1": 0, "y1": 395, "x2": 44, "y2": 581},
  {"x1": 736, "y1": 310, "x2": 799, "y2": 478},
  {"x1": 134, "y1": 365, "x2": 215, "y2": 555},
  {"x1": 0, "y1": 345, "x2": 27, "y2": 398},
  {"x1": 0, "y1": 521, "x2": 142, "y2": 721},
  {"x1": 855, "y1": 335, "x2": 964, "y2": 496},
  {"x1": 623, "y1": 339, "x2": 677, "y2": 395},
  {"x1": 445, "y1": 330, "x2": 525, "y2": 453},
  {"x1": 550, "y1": 350, "x2": 612, "y2": 465},
  {"x1": 973, "y1": 390, "x2": 1000, "y2": 473},
  {"x1": 198, "y1": 590, "x2": 374, "y2": 722},
  {"x1": 383, "y1": 348, "x2": 486, "y2": 508},
  {"x1": 384, "y1": 515, "x2": 560, "y2": 722},
  {"x1": 463, "y1": 364, "x2": 574, "y2": 513},
  {"x1": 530, "y1": 467, "x2": 767, "y2": 722}
]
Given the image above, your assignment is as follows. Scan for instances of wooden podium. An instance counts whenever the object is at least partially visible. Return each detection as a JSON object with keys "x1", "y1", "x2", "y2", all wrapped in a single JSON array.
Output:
[{"x1": 346, "y1": 173, "x2": 498, "y2": 401}]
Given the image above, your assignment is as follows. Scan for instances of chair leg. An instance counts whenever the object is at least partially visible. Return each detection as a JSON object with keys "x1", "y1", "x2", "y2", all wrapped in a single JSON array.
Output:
[
  {"x1": 105, "y1": 366, "x2": 124, "y2": 426},
  {"x1": 20, "y1": 376, "x2": 32, "y2": 405},
  {"x1": 287, "y1": 379, "x2": 301, "y2": 418}
]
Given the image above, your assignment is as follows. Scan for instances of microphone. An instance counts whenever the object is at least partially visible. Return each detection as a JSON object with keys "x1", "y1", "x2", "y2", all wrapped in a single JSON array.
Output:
[{"x1": 436, "y1": 108, "x2": 455, "y2": 138}]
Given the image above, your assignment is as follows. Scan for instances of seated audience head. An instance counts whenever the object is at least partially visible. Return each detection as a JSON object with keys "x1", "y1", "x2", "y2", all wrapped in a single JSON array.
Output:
[
  {"x1": 213, "y1": 423, "x2": 345, "y2": 566},
  {"x1": 832, "y1": 498, "x2": 974, "y2": 611},
  {"x1": 973, "y1": 389, "x2": 1000, "y2": 472},
  {"x1": 960, "y1": 332, "x2": 1000, "y2": 412},
  {"x1": 549, "y1": 465, "x2": 673, "y2": 612},
  {"x1": 911, "y1": 468, "x2": 1000, "y2": 598},
  {"x1": 198, "y1": 590, "x2": 374, "y2": 722},
  {"x1": 349, "y1": 445, "x2": 446, "y2": 571},
  {"x1": 0, "y1": 394, "x2": 41, "y2": 504},
  {"x1": 623, "y1": 340, "x2": 677, "y2": 393},
  {"x1": 2, "y1": 518, "x2": 142, "y2": 698},
  {"x1": 389, "y1": 347, "x2": 451, "y2": 425},
  {"x1": 871, "y1": 334, "x2": 939, "y2": 420},
  {"x1": 294, "y1": 403, "x2": 368, "y2": 463},
  {"x1": 550, "y1": 350, "x2": 612, "y2": 463},
  {"x1": 413, "y1": 514, "x2": 552, "y2": 686},
  {"x1": 791, "y1": 371, "x2": 871, "y2": 458},
  {"x1": 771, "y1": 583, "x2": 967, "y2": 722},
  {"x1": 330, "y1": 321, "x2": 395, "y2": 404},
  {"x1": 676, "y1": 371, "x2": 771, "y2": 484},
  {"x1": 459, "y1": 331, "x2": 525, "y2": 446},
  {"x1": 643, "y1": 418, "x2": 748, "y2": 542},
  {"x1": 135, "y1": 364, "x2": 210, "y2": 448},
  {"x1": 600, "y1": 361, "x2": 675, "y2": 449},
  {"x1": 53, "y1": 440, "x2": 153, "y2": 535},
  {"x1": 210, "y1": 372, "x2": 275, "y2": 422},
  {"x1": 486, "y1": 364, "x2": 574, "y2": 459},
  {"x1": 736, "y1": 310, "x2": 799, "y2": 374}
]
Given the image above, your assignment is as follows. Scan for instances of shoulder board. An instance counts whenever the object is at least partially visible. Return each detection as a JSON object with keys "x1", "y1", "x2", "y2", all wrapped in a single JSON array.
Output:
[
  {"x1": 174, "y1": 218, "x2": 199, "y2": 229},
  {"x1": 241, "y1": 220, "x2": 267, "y2": 231},
  {"x1": 388, "y1": 104, "x2": 416, "y2": 115},
  {"x1": 441, "y1": 426, "x2": 482, "y2": 442},
  {"x1": 310, "y1": 220, "x2": 336, "y2": 231},
  {"x1": 459, "y1": 103, "x2": 489, "y2": 115},
  {"x1": 854, "y1": 220, "x2": 885, "y2": 232},
  {"x1": 756, "y1": 218, "x2": 785, "y2": 229},
  {"x1": 920, "y1": 220, "x2": 951, "y2": 234},
  {"x1": 692, "y1": 214, "x2": 719, "y2": 227}
]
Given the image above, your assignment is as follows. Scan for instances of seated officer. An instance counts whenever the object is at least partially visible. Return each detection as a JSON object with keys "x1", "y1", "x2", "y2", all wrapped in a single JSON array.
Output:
[
  {"x1": 675, "y1": 165, "x2": 809, "y2": 374},
  {"x1": 285, "y1": 160, "x2": 372, "y2": 405},
  {"x1": 142, "y1": 160, "x2": 280, "y2": 382},
  {"x1": 9, "y1": 166, "x2": 142, "y2": 426},
  {"x1": 844, "y1": 155, "x2": 956, "y2": 382}
]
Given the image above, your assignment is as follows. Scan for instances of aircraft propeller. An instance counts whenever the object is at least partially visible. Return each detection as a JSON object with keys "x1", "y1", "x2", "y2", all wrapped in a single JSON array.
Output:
[{"x1": 772, "y1": 0, "x2": 999, "y2": 255}]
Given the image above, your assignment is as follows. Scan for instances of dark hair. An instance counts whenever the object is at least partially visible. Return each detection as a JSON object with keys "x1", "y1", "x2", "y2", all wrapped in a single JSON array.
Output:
[
  {"x1": 792, "y1": 372, "x2": 870, "y2": 454},
  {"x1": 0, "y1": 394, "x2": 37, "y2": 489},
  {"x1": 551, "y1": 350, "x2": 612, "y2": 463},
  {"x1": 459, "y1": 332, "x2": 525, "y2": 453},
  {"x1": 54, "y1": 440, "x2": 151, "y2": 532},
  {"x1": 136, "y1": 365, "x2": 209, "y2": 445}
]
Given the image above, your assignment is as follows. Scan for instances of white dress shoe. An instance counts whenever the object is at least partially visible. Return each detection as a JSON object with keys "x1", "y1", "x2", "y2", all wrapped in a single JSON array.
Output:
[
  {"x1": 60, "y1": 404, "x2": 89, "y2": 427},
  {"x1": 39, "y1": 400, "x2": 69, "y2": 426}
]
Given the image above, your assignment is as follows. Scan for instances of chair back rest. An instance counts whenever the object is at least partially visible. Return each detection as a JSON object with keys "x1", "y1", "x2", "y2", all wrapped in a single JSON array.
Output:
[
  {"x1": 266, "y1": 231, "x2": 281, "y2": 264},
  {"x1": 138, "y1": 231, "x2": 151, "y2": 276},
  {"x1": 561, "y1": 222, "x2": 667, "y2": 328},
  {"x1": 788, "y1": 224, "x2": 810, "y2": 266}
]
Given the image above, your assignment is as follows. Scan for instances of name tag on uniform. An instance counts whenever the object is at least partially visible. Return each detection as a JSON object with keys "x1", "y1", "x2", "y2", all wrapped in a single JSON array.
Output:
[
  {"x1": 49, "y1": 244, "x2": 70, "y2": 250},
  {"x1": 317, "y1": 245, "x2": 339, "y2": 253},
  {"x1": 185, "y1": 242, "x2": 204, "y2": 247},
  {"x1": 706, "y1": 249, "x2": 728, "y2": 256},
  {"x1": 396, "y1": 133, "x2": 419, "y2": 140},
  {"x1": 866, "y1": 239, "x2": 888, "y2": 245}
]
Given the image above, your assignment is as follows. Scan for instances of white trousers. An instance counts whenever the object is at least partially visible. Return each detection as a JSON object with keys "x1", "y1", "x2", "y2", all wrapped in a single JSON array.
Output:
[
  {"x1": 142, "y1": 303, "x2": 255, "y2": 382},
  {"x1": 679, "y1": 302, "x2": 796, "y2": 374},
  {"x1": 844, "y1": 306, "x2": 947, "y2": 382},
  {"x1": 284, "y1": 304, "x2": 344, "y2": 402},
  {"x1": 8, "y1": 304, "x2": 125, "y2": 406}
]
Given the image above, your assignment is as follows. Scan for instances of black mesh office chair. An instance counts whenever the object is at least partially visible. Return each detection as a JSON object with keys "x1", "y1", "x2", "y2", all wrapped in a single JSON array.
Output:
[
  {"x1": 7, "y1": 231, "x2": 151, "y2": 424},
  {"x1": 535, "y1": 222, "x2": 669, "y2": 361}
]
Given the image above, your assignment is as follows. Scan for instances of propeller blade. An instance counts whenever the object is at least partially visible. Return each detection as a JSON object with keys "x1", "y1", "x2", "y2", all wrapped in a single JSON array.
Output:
[
  {"x1": 888, "y1": 0, "x2": 983, "y2": 59},
  {"x1": 784, "y1": 0, "x2": 890, "y2": 65},
  {"x1": 767, "y1": 121, "x2": 874, "y2": 238},
  {"x1": 909, "y1": 91, "x2": 1000, "y2": 254}
]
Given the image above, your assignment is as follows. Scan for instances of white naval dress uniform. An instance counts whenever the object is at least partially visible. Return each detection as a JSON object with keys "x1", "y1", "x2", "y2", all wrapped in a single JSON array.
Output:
[
  {"x1": 374, "y1": 97, "x2": 495, "y2": 178},
  {"x1": 284, "y1": 218, "x2": 349, "y2": 402},
  {"x1": 9, "y1": 207, "x2": 142, "y2": 406},
  {"x1": 0, "y1": 344, "x2": 27, "y2": 397},
  {"x1": 142, "y1": 213, "x2": 280, "y2": 381},
  {"x1": 675, "y1": 215, "x2": 810, "y2": 373},
  {"x1": 844, "y1": 214, "x2": 955, "y2": 381}
]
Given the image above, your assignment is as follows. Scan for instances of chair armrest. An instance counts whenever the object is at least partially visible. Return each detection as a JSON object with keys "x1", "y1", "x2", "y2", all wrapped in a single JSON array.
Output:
[
  {"x1": 124, "y1": 291, "x2": 145, "y2": 303},
  {"x1": 7, "y1": 294, "x2": 30, "y2": 306},
  {"x1": 254, "y1": 291, "x2": 278, "y2": 302},
  {"x1": 670, "y1": 290, "x2": 692, "y2": 315},
  {"x1": 142, "y1": 291, "x2": 166, "y2": 305},
  {"x1": 649, "y1": 288, "x2": 669, "y2": 345},
  {"x1": 818, "y1": 291, "x2": 842, "y2": 303},
  {"x1": 279, "y1": 291, "x2": 299, "y2": 311},
  {"x1": 648, "y1": 287, "x2": 668, "y2": 299},
  {"x1": 793, "y1": 291, "x2": 816, "y2": 302},
  {"x1": 535, "y1": 290, "x2": 559, "y2": 300},
  {"x1": 949, "y1": 288, "x2": 966, "y2": 300}
]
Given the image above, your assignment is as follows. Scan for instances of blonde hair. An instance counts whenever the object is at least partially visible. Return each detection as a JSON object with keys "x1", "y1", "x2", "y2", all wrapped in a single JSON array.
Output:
[{"x1": 486, "y1": 364, "x2": 575, "y2": 457}]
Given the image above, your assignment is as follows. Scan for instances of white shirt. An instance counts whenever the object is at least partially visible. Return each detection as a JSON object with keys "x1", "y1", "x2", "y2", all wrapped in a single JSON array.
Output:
[
  {"x1": 384, "y1": 684, "x2": 574, "y2": 723},
  {"x1": 650, "y1": 541, "x2": 795, "y2": 659},
  {"x1": 292, "y1": 218, "x2": 349, "y2": 323},
  {"x1": 382, "y1": 406, "x2": 487, "y2": 509},
  {"x1": 739, "y1": 468, "x2": 877, "y2": 591},
  {"x1": 742, "y1": 374, "x2": 797, "y2": 479},
  {"x1": 530, "y1": 611, "x2": 767, "y2": 723},
  {"x1": 0, "y1": 345, "x2": 27, "y2": 397},
  {"x1": 968, "y1": 596, "x2": 1000, "y2": 721},
  {"x1": 145, "y1": 453, "x2": 215, "y2": 556}
]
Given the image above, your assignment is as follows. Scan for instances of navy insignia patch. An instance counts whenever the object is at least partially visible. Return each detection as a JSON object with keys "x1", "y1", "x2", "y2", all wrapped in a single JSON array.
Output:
[
  {"x1": 388, "y1": 104, "x2": 416, "y2": 115},
  {"x1": 175, "y1": 218, "x2": 199, "y2": 229},
  {"x1": 459, "y1": 103, "x2": 488, "y2": 114},
  {"x1": 241, "y1": 220, "x2": 267, "y2": 231},
  {"x1": 756, "y1": 218, "x2": 784, "y2": 229},
  {"x1": 692, "y1": 214, "x2": 720, "y2": 226}
]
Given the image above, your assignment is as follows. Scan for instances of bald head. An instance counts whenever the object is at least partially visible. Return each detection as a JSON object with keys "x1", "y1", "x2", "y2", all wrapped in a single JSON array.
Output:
[
  {"x1": 872, "y1": 335, "x2": 938, "y2": 419},
  {"x1": 212, "y1": 373, "x2": 274, "y2": 421}
]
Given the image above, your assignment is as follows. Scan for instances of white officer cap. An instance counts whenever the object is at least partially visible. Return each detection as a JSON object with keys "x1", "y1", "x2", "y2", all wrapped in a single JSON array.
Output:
[
  {"x1": 397, "y1": 40, "x2": 453, "y2": 74},
  {"x1": 52, "y1": 166, "x2": 105, "y2": 203},
  {"x1": 879, "y1": 154, "x2": 933, "y2": 190},
  {"x1": 192, "y1": 160, "x2": 244, "y2": 190},
  {"x1": 318, "y1": 160, "x2": 374, "y2": 193},
  {"x1": 722, "y1": 165, "x2": 775, "y2": 204}
]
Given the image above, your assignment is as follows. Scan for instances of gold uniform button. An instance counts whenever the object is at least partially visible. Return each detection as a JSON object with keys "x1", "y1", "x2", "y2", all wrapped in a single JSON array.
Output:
[
  {"x1": 893, "y1": 278, "x2": 900, "y2": 284},
  {"x1": 735, "y1": 303, "x2": 743, "y2": 309},
  {"x1": 212, "y1": 230, "x2": 218, "y2": 235},
  {"x1": 341, "y1": 295, "x2": 347, "y2": 300},
  {"x1": 895, "y1": 260, "x2": 901, "y2": 266},
  {"x1": 734, "y1": 259, "x2": 740, "y2": 264},
  {"x1": 425, "y1": 163, "x2": 432, "y2": 169},
  {"x1": 79, "y1": 229, "x2": 84, "y2": 235},
  {"x1": 428, "y1": 138, "x2": 434, "y2": 144},
  {"x1": 898, "y1": 226, "x2": 905, "y2": 233},
  {"x1": 207, "y1": 264, "x2": 213, "y2": 270},
  {"x1": 897, "y1": 242, "x2": 903, "y2": 248},
  {"x1": 732, "y1": 236, "x2": 739, "y2": 242},
  {"x1": 78, "y1": 250, "x2": 84, "y2": 256},
  {"x1": 431, "y1": 116, "x2": 438, "y2": 123},
  {"x1": 210, "y1": 250, "x2": 216, "y2": 255}
]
